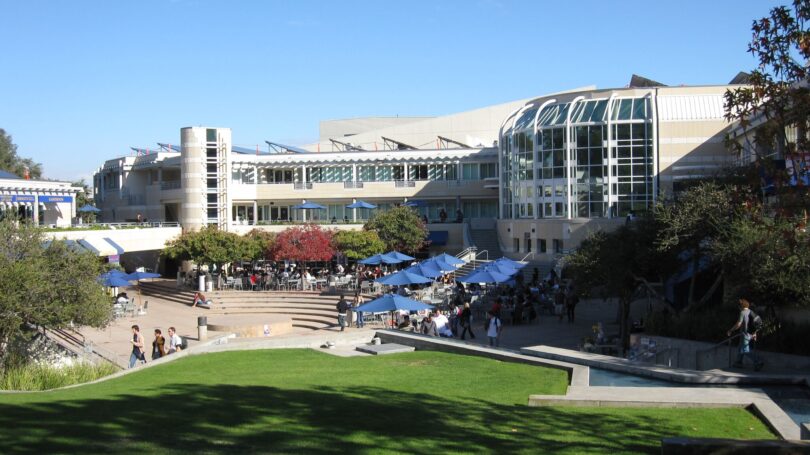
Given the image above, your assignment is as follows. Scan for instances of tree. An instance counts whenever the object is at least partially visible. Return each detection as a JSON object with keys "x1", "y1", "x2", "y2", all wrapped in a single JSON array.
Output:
[
  {"x1": 566, "y1": 216, "x2": 675, "y2": 352},
  {"x1": 725, "y1": 0, "x2": 810, "y2": 160},
  {"x1": 333, "y1": 230, "x2": 385, "y2": 260},
  {"x1": 364, "y1": 206, "x2": 427, "y2": 254},
  {"x1": 243, "y1": 229, "x2": 276, "y2": 262},
  {"x1": 0, "y1": 129, "x2": 42, "y2": 179},
  {"x1": 0, "y1": 219, "x2": 111, "y2": 365},
  {"x1": 163, "y1": 226, "x2": 253, "y2": 272},
  {"x1": 269, "y1": 224, "x2": 334, "y2": 263},
  {"x1": 655, "y1": 182, "x2": 738, "y2": 311},
  {"x1": 72, "y1": 179, "x2": 95, "y2": 223}
]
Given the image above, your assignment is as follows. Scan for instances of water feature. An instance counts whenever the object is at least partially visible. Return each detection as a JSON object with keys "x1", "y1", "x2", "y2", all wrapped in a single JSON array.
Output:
[{"x1": 588, "y1": 368, "x2": 810, "y2": 426}]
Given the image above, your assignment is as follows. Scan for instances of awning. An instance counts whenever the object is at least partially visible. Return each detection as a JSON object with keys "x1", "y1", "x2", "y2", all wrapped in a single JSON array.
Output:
[
  {"x1": 427, "y1": 231, "x2": 448, "y2": 246},
  {"x1": 78, "y1": 237, "x2": 121, "y2": 257}
]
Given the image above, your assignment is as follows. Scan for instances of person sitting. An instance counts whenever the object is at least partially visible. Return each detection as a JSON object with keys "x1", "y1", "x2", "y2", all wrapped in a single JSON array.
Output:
[
  {"x1": 433, "y1": 311, "x2": 453, "y2": 337},
  {"x1": 421, "y1": 314, "x2": 438, "y2": 337},
  {"x1": 331, "y1": 216, "x2": 337, "y2": 224},
  {"x1": 343, "y1": 215, "x2": 349, "y2": 223},
  {"x1": 192, "y1": 292, "x2": 206, "y2": 307},
  {"x1": 116, "y1": 292, "x2": 129, "y2": 305}
]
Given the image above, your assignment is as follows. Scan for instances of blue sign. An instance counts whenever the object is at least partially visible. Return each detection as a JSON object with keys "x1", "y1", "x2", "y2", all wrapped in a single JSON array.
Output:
[{"x1": 40, "y1": 195, "x2": 73, "y2": 203}]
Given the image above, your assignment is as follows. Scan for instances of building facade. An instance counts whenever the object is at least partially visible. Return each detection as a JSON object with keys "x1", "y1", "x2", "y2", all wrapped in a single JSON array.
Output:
[
  {"x1": 498, "y1": 85, "x2": 738, "y2": 256},
  {"x1": 0, "y1": 171, "x2": 80, "y2": 226},
  {"x1": 94, "y1": 81, "x2": 742, "y2": 258}
]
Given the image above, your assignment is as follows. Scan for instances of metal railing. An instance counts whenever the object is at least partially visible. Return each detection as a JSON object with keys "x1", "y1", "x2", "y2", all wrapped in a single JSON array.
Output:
[
  {"x1": 344, "y1": 181, "x2": 364, "y2": 189},
  {"x1": 394, "y1": 180, "x2": 416, "y2": 188},
  {"x1": 695, "y1": 333, "x2": 740, "y2": 370},
  {"x1": 293, "y1": 182, "x2": 313, "y2": 190},
  {"x1": 63, "y1": 221, "x2": 181, "y2": 230}
]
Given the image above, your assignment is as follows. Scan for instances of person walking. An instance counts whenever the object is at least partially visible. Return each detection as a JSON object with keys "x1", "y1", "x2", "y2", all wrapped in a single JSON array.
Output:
[
  {"x1": 167, "y1": 327, "x2": 183, "y2": 354},
  {"x1": 460, "y1": 302, "x2": 475, "y2": 340},
  {"x1": 151, "y1": 329, "x2": 166, "y2": 360},
  {"x1": 565, "y1": 286, "x2": 579, "y2": 323},
  {"x1": 128, "y1": 325, "x2": 145, "y2": 368},
  {"x1": 486, "y1": 311, "x2": 502, "y2": 347},
  {"x1": 726, "y1": 298, "x2": 765, "y2": 371},
  {"x1": 336, "y1": 294, "x2": 349, "y2": 331},
  {"x1": 354, "y1": 291, "x2": 365, "y2": 328}
]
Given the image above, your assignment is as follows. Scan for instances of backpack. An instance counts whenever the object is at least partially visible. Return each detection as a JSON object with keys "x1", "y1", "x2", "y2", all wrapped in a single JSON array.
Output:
[
  {"x1": 745, "y1": 310, "x2": 763, "y2": 335},
  {"x1": 180, "y1": 336, "x2": 189, "y2": 350}
]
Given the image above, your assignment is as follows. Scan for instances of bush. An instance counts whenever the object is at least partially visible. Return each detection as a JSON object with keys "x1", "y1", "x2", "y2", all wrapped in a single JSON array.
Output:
[
  {"x1": 646, "y1": 306, "x2": 810, "y2": 356},
  {"x1": 0, "y1": 361, "x2": 119, "y2": 391}
]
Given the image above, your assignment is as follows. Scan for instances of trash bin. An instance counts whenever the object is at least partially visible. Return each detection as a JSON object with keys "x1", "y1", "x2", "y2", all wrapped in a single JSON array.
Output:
[
  {"x1": 198, "y1": 316, "x2": 207, "y2": 327},
  {"x1": 198, "y1": 274, "x2": 205, "y2": 292}
]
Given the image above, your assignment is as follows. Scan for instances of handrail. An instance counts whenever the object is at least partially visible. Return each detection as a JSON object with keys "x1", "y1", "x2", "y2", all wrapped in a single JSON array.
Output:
[
  {"x1": 519, "y1": 252, "x2": 533, "y2": 262},
  {"x1": 695, "y1": 333, "x2": 741, "y2": 370}
]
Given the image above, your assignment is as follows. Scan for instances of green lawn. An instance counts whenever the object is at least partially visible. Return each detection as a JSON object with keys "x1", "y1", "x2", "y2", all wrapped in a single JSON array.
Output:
[{"x1": 0, "y1": 349, "x2": 774, "y2": 454}]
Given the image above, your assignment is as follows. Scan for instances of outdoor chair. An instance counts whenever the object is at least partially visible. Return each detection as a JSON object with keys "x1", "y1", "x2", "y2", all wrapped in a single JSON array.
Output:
[
  {"x1": 233, "y1": 278, "x2": 243, "y2": 291},
  {"x1": 138, "y1": 300, "x2": 148, "y2": 316},
  {"x1": 123, "y1": 300, "x2": 137, "y2": 317}
]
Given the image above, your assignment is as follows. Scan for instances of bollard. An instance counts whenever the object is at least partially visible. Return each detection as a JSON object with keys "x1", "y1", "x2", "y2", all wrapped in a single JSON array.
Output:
[
  {"x1": 197, "y1": 315, "x2": 208, "y2": 341},
  {"x1": 198, "y1": 274, "x2": 205, "y2": 292}
]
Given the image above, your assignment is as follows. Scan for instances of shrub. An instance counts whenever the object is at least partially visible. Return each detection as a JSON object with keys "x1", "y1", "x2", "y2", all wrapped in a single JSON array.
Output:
[{"x1": 0, "y1": 361, "x2": 119, "y2": 391}]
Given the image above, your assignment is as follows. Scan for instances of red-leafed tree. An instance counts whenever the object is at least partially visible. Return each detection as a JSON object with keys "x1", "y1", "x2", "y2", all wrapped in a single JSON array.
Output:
[{"x1": 269, "y1": 224, "x2": 335, "y2": 262}]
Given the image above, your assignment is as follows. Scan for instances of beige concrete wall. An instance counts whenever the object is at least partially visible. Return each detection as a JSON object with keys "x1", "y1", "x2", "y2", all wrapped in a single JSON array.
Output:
[
  {"x1": 180, "y1": 127, "x2": 205, "y2": 231},
  {"x1": 496, "y1": 218, "x2": 623, "y2": 260}
]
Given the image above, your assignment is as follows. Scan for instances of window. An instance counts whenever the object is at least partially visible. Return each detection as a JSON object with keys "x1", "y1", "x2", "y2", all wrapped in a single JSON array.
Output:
[
  {"x1": 409, "y1": 165, "x2": 428, "y2": 180},
  {"x1": 480, "y1": 163, "x2": 497, "y2": 178},
  {"x1": 539, "y1": 239, "x2": 547, "y2": 253},
  {"x1": 553, "y1": 239, "x2": 563, "y2": 254}
]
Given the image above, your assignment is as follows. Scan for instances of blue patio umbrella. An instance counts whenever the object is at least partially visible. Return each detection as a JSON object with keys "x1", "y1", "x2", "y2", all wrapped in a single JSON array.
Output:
[
  {"x1": 359, "y1": 253, "x2": 401, "y2": 265},
  {"x1": 376, "y1": 270, "x2": 432, "y2": 286},
  {"x1": 457, "y1": 269, "x2": 512, "y2": 284},
  {"x1": 435, "y1": 253, "x2": 465, "y2": 266},
  {"x1": 385, "y1": 251, "x2": 415, "y2": 262},
  {"x1": 99, "y1": 275, "x2": 133, "y2": 287},
  {"x1": 424, "y1": 256, "x2": 457, "y2": 272},
  {"x1": 495, "y1": 257, "x2": 526, "y2": 269},
  {"x1": 346, "y1": 200, "x2": 377, "y2": 209},
  {"x1": 403, "y1": 200, "x2": 427, "y2": 207},
  {"x1": 77, "y1": 204, "x2": 101, "y2": 213},
  {"x1": 292, "y1": 202, "x2": 327, "y2": 210},
  {"x1": 354, "y1": 293, "x2": 434, "y2": 313},
  {"x1": 405, "y1": 262, "x2": 443, "y2": 279},
  {"x1": 126, "y1": 271, "x2": 161, "y2": 281},
  {"x1": 482, "y1": 261, "x2": 520, "y2": 276},
  {"x1": 99, "y1": 270, "x2": 129, "y2": 280}
]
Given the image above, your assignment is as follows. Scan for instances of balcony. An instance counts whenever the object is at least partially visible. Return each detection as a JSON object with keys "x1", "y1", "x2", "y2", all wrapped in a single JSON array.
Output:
[
  {"x1": 294, "y1": 182, "x2": 313, "y2": 190},
  {"x1": 394, "y1": 180, "x2": 416, "y2": 188},
  {"x1": 161, "y1": 181, "x2": 181, "y2": 190},
  {"x1": 483, "y1": 177, "x2": 499, "y2": 189},
  {"x1": 344, "y1": 181, "x2": 364, "y2": 189}
]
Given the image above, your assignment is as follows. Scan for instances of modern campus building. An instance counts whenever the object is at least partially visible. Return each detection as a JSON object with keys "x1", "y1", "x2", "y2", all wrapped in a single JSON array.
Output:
[
  {"x1": 93, "y1": 77, "x2": 742, "y2": 259},
  {"x1": 0, "y1": 170, "x2": 80, "y2": 226}
]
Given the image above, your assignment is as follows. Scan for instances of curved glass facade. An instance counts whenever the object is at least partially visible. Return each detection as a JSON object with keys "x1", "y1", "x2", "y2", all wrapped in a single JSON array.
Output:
[{"x1": 500, "y1": 94, "x2": 655, "y2": 219}]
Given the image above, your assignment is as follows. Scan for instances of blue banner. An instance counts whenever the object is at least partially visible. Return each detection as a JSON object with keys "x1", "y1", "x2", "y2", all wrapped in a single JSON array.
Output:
[{"x1": 40, "y1": 195, "x2": 73, "y2": 203}]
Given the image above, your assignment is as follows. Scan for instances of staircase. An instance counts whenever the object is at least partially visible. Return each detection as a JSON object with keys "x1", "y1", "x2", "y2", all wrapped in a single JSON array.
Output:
[
  {"x1": 139, "y1": 281, "x2": 340, "y2": 331},
  {"x1": 518, "y1": 259, "x2": 555, "y2": 285},
  {"x1": 469, "y1": 228, "x2": 503, "y2": 258}
]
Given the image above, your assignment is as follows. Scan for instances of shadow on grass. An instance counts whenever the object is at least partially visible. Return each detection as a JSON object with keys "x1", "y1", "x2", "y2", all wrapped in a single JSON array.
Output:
[{"x1": 0, "y1": 383, "x2": 731, "y2": 454}]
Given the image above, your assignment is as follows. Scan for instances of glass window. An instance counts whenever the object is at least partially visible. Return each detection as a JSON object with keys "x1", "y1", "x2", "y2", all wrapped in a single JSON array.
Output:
[{"x1": 632, "y1": 98, "x2": 648, "y2": 120}]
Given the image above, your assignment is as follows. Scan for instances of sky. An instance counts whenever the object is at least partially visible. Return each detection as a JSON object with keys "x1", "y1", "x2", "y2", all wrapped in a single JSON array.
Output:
[{"x1": 0, "y1": 0, "x2": 785, "y2": 182}]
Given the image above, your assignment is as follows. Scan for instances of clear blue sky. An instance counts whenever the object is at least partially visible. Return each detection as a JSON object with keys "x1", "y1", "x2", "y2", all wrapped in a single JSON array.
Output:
[{"x1": 0, "y1": 0, "x2": 784, "y2": 182}]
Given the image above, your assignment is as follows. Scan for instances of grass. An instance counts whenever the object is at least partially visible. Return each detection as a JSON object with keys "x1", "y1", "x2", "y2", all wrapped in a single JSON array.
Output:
[
  {"x1": 0, "y1": 349, "x2": 775, "y2": 454},
  {"x1": 0, "y1": 361, "x2": 119, "y2": 391}
]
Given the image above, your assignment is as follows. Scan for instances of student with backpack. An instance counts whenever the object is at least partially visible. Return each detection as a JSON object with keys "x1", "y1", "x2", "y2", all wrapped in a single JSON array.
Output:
[
  {"x1": 726, "y1": 298, "x2": 765, "y2": 371},
  {"x1": 485, "y1": 311, "x2": 502, "y2": 347}
]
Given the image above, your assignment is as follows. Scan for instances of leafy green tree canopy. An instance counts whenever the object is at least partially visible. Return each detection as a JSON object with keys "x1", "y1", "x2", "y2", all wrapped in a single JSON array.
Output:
[
  {"x1": 725, "y1": 0, "x2": 810, "y2": 157},
  {"x1": 333, "y1": 229, "x2": 385, "y2": 260},
  {"x1": 0, "y1": 129, "x2": 42, "y2": 179},
  {"x1": 243, "y1": 229, "x2": 276, "y2": 261},
  {"x1": 364, "y1": 206, "x2": 427, "y2": 254},
  {"x1": 163, "y1": 226, "x2": 253, "y2": 271},
  {"x1": 0, "y1": 219, "x2": 111, "y2": 364}
]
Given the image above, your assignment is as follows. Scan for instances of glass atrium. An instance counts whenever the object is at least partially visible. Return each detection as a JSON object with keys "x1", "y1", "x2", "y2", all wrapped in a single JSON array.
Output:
[{"x1": 500, "y1": 95, "x2": 655, "y2": 219}]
